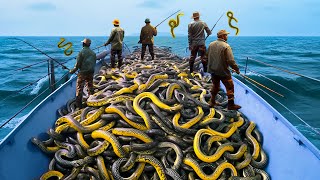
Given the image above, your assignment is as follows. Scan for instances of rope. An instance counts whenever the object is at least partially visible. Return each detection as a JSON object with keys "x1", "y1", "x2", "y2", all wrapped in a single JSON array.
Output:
[
  {"x1": 240, "y1": 76, "x2": 320, "y2": 136},
  {"x1": 8, "y1": 38, "x2": 70, "y2": 70},
  {"x1": 18, "y1": 74, "x2": 50, "y2": 92},
  {"x1": 123, "y1": 42, "x2": 131, "y2": 54},
  {"x1": 238, "y1": 73, "x2": 284, "y2": 97},
  {"x1": 230, "y1": 67, "x2": 284, "y2": 97},
  {"x1": 238, "y1": 65, "x2": 294, "y2": 93},
  {"x1": 248, "y1": 57, "x2": 320, "y2": 83},
  {"x1": 92, "y1": 45, "x2": 105, "y2": 51},
  {"x1": 0, "y1": 72, "x2": 70, "y2": 128},
  {"x1": 155, "y1": 10, "x2": 181, "y2": 28},
  {"x1": 15, "y1": 59, "x2": 48, "y2": 71}
]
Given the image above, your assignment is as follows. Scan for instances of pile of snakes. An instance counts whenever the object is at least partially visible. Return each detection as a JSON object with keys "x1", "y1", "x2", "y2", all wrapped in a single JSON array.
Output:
[{"x1": 32, "y1": 47, "x2": 270, "y2": 180}]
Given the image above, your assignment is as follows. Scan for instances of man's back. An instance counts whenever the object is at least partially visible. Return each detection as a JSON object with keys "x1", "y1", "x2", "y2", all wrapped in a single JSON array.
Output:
[
  {"x1": 207, "y1": 39, "x2": 236, "y2": 76},
  {"x1": 110, "y1": 27, "x2": 125, "y2": 50},
  {"x1": 140, "y1": 24, "x2": 157, "y2": 44},
  {"x1": 78, "y1": 47, "x2": 96, "y2": 74},
  {"x1": 188, "y1": 20, "x2": 211, "y2": 46}
]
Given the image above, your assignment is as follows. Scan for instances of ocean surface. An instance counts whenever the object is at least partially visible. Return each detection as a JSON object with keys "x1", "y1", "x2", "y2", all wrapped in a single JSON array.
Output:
[{"x1": 0, "y1": 36, "x2": 319, "y2": 149}]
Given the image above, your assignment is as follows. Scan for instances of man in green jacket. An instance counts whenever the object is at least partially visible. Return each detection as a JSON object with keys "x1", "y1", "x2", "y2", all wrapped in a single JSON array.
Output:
[
  {"x1": 69, "y1": 38, "x2": 96, "y2": 108},
  {"x1": 139, "y1": 18, "x2": 157, "y2": 60},
  {"x1": 104, "y1": 19, "x2": 125, "y2": 69},
  {"x1": 207, "y1": 30, "x2": 241, "y2": 110}
]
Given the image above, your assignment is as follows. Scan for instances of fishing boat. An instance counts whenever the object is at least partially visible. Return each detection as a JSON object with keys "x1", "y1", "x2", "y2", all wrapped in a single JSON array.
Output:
[{"x1": 0, "y1": 46, "x2": 319, "y2": 180}]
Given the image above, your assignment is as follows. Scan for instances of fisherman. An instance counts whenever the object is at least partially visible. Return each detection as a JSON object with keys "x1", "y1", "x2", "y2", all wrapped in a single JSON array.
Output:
[
  {"x1": 207, "y1": 30, "x2": 241, "y2": 110},
  {"x1": 188, "y1": 11, "x2": 212, "y2": 73},
  {"x1": 104, "y1": 19, "x2": 125, "y2": 69},
  {"x1": 69, "y1": 38, "x2": 96, "y2": 108},
  {"x1": 139, "y1": 18, "x2": 157, "y2": 60}
]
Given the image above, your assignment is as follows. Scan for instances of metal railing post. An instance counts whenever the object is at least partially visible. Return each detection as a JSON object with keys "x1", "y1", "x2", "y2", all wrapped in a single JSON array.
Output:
[
  {"x1": 245, "y1": 57, "x2": 249, "y2": 75},
  {"x1": 49, "y1": 59, "x2": 56, "y2": 92}
]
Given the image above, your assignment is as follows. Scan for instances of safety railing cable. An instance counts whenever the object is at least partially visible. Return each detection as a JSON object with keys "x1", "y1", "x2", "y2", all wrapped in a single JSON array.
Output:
[
  {"x1": 9, "y1": 38, "x2": 70, "y2": 70},
  {"x1": 18, "y1": 74, "x2": 51, "y2": 92},
  {"x1": 15, "y1": 59, "x2": 48, "y2": 71},
  {"x1": 238, "y1": 64, "x2": 294, "y2": 93},
  {"x1": 0, "y1": 72, "x2": 70, "y2": 128},
  {"x1": 243, "y1": 75, "x2": 320, "y2": 136},
  {"x1": 230, "y1": 67, "x2": 285, "y2": 97},
  {"x1": 247, "y1": 57, "x2": 320, "y2": 83}
]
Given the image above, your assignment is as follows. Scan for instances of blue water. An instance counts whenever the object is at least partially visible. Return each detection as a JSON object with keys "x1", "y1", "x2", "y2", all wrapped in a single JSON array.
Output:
[{"x1": 0, "y1": 36, "x2": 319, "y2": 149}]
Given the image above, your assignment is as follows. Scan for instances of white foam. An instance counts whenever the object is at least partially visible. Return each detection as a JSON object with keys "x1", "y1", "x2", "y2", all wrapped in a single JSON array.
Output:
[
  {"x1": 30, "y1": 76, "x2": 48, "y2": 95},
  {"x1": 1, "y1": 112, "x2": 31, "y2": 129}
]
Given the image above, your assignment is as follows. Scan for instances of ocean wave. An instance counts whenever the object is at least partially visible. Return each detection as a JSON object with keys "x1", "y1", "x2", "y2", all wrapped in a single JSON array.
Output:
[
  {"x1": 1, "y1": 112, "x2": 31, "y2": 129},
  {"x1": 0, "y1": 48, "x2": 36, "y2": 54},
  {"x1": 30, "y1": 77, "x2": 48, "y2": 95},
  {"x1": 258, "y1": 49, "x2": 320, "y2": 58},
  {"x1": 297, "y1": 53, "x2": 320, "y2": 58},
  {"x1": 238, "y1": 73, "x2": 320, "y2": 96},
  {"x1": 295, "y1": 124, "x2": 320, "y2": 139}
]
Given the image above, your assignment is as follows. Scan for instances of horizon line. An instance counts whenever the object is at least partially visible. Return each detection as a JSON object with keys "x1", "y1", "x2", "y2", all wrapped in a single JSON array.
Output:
[{"x1": 1, "y1": 35, "x2": 320, "y2": 37}]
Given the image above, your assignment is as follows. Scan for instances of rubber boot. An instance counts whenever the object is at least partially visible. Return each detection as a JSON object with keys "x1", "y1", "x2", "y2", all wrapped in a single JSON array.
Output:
[
  {"x1": 75, "y1": 96, "x2": 83, "y2": 109},
  {"x1": 209, "y1": 96, "x2": 215, "y2": 108},
  {"x1": 189, "y1": 63, "x2": 194, "y2": 74},
  {"x1": 227, "y1": 100, "x2": 241, "y2": 110},
  {"x1": 111, "y1": 60, "x2": 115, "y2": 68},
  {"x1": 151, "y1": 53, "x2": 155, "y2": 60},
  {"x1": 203, "y1": 62, "x2": 208, "y2": 73},
  {"x1": 141, "y1": 53, "x2": 144, "y2": 60},
  {"x1": 118, "y1": 59, "x2": 123, "y2": 69}
]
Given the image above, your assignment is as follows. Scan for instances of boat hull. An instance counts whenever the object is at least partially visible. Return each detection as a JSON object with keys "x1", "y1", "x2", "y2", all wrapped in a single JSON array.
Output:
[{"x1": 0, "y1": 62, "x2": 319, "y2": 179}]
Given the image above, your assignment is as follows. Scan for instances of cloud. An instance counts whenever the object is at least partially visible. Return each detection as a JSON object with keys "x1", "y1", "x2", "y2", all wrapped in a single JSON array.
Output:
[
  {"x1": 27, "y1": 2, "x2": 56, "y2": 11},
  {"x1": 137, "y1": 0, "x2": 163, "y2": 9}
]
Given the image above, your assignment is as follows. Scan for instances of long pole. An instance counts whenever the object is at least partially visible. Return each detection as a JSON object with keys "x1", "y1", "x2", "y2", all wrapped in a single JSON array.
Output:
[
  {"x1": 205, "y1": 12, "x2": 224, "y2": 40},
  {"x1": 49, "y1": 59, "x2": 56, "y2": 92},
  {"x1": 9, "y1": 38, "x2": 70, "y2": 70},
  {"x1": 155, "y1": 10, "x2": 181, "y2": 28}
]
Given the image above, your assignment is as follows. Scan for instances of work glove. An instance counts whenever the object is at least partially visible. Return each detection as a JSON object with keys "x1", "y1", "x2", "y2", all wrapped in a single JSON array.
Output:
[
  {"x1": 138, "y1": 40, "x2": 141, "y2": 44},
  {"x1": 104, "y1": 43, "x2": 109, "y2": 46},
  {"x1": 235, "y1": 69, "x2": 240, "y2": 74},
  {"x1": 69, "y1": 68, "x2": 77, "y2": 74}
]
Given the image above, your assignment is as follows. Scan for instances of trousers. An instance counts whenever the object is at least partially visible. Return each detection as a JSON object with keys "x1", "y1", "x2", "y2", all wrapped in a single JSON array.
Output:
[
  {"x1": 211, "y1": 74, "x2": 235, "y2": 102},
  {"x1": 76, "y1": 73, "x2": 94, "y2": 107},
  {"x1": 141, "y1": 44, "x2": 154, "y2": 60},
  {"x1": 189, "y1": 45, "x2": 207, "y2": 73},
  {"x1": 111, "y1": 49, "x2": 123, "y2": 68}
]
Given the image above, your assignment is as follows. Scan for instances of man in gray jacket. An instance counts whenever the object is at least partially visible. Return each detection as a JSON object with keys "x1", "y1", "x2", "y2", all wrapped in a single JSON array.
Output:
[
  {"x1": 188, "y1": 11, "x2": 212, "y2": 73},
  {"x1": 207, "y1": 30, "x2": 241, "y2": 110}
]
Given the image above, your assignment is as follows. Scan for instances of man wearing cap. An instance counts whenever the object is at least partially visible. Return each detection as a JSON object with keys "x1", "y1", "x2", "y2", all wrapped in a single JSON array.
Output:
[
  {"x1": 207, "y1": 29, "x2": 241, "y2": 110},
  {"x1": 188, "y1": 11, "x2": 212, "y2": 73},
  {"x1": 69, "y1": 38, "x2": 96, "y2": 108},
  {"x1": 139, "y1": 18, "x2": 157, "y2": 60},
  {"x1": 104, "y1": 19, "x2": 125, "y2": 69}
]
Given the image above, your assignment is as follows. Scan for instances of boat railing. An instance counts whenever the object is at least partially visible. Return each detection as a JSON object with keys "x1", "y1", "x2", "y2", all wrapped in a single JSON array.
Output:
[
  {"x1": 237, "y1": 56, "x2": 320, "y2": 136},
  {"x1": 0, "y1": 40, "x2": 131, "y2": 132}
]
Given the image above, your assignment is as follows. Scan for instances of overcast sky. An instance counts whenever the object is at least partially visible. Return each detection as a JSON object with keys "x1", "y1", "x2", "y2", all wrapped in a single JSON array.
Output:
[{"x1": 0, "y1": 0, "x2": 319, "y2": 36}]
